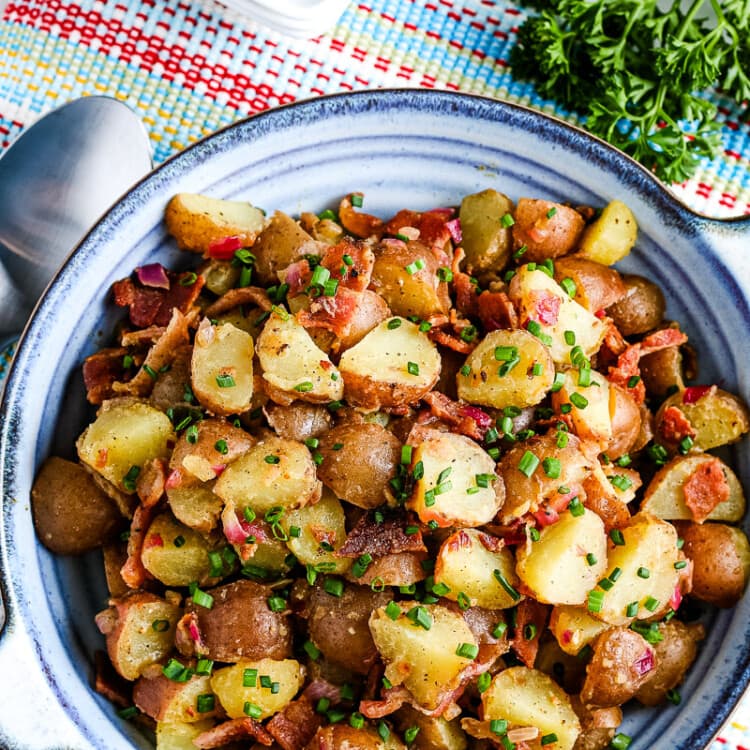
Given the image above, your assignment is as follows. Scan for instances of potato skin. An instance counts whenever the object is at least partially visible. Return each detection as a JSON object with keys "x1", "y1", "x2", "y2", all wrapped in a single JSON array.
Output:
[
  {"x1": 512, "y1": 198, "x2": 585, "y2": 262},
  {"x1": 459, "y1": 188, "x2": 514, "y2": 276},
  {"x1": 133, "y1": 670, "x2": 218, "y2": 722},
  {"x1": 581, "y1": 628, "x2": 657, "y2": 708},
  {"x1": 553, "y1": 256, "x2": 626, "y2": 312},
  {"x1": 252, "y1": 210, "x2": 320, "y2": 285},
  {"x1": 639, "y1": 340, "x2": 686, "y2": 398},
  {"x1": 605, "y1": 274, "x2": 665, "y2": 336},
  {"x1": 306, "y1": 724, "x2": 402, "y2": 750},
  {"x1": 32, "y1": 456, "x2": 122, "y2": 554},
  {"x1": 606, "y1": 384, "x2": 641, "y2": 459},
  {"x1": 635, "y1": 621, "x2": 704, "y2": 706},
  {"x1": 305, "y1": 582, "x2": 391, "y2": 675},
  {"x1": 316, "y1": 422, "x2": 401, "y2": 508},
  {"x1": 187, "y1": 579, "x2": 293, "y2": 661},
  {"x1": 264, "y1": 401, "x2": 333, "y2": 442},
  {"x1": 675, "y1": 522, "x2": 750, "y2": 607}
]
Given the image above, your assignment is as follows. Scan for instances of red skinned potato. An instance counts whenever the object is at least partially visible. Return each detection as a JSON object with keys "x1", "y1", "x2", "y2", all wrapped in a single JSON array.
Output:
[
  {"x1": 303, "y1": 582, "x2": 392, "y2": 675},
  {"x1": 95, "y1": 591, "x2": 181, "y2": 681},
  {"x1": 316, "y1": 422, "x2": 401, "y2": 509},
  {"x1": 553, "y1": 256, "x2": 627, "y2": 312},
  {"x1": 605, "y1": 274, "x2": 665, "y2": 336},
  {"x1": 581, "y1": 628, "x2": 657, "y2": 708},
  {"x1": 635, "y1": 620, "x2": 705, "y2": 706},
  {"x1": 133, "y1": 668, "x2": 219, "y2": 722},
  {"x1": 306, "y1": 724, "x2": 404, "y2": 749},
  {"x1": 32, "y1": 456, "x2": 122, "y2": 555},
  {"x1": 606, "y1": 384, "x2": 642, "y2": 459},
  {"x1": 264, "y1": 401, "x2": 333, "y2": 442},
  {"x1": 512, "y1": 198, "x2": 585, "y2": 262},
  {"x1": 675, "y1": 521, "x2": 750, "y2": 608},
  {"x1": 186, "y1": 579, "x2": 293, "y2": 661}
]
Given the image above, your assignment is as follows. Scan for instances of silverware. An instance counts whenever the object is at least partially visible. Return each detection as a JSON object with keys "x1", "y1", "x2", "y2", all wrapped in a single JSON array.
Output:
[{"x1": 0, "y1": 96, "x2": 153, "y2": 336}]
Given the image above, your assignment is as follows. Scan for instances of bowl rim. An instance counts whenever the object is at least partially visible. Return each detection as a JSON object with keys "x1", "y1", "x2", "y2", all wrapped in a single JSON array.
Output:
[{"x1": 1, "y1": 87, "x2": 749, "y2": 750}]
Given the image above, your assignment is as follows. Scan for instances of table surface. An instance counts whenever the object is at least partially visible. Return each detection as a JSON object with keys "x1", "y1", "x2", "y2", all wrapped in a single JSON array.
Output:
[{"x1": 1, "y1": 1, "x2": 749, "y2": 748}]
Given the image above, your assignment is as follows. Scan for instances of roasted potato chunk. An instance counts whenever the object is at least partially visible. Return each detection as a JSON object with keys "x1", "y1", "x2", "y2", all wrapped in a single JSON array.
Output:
[
  {"x1": 256, "y1": 311, "x2": 343, "y2": 405},
  {"x1": 191, "y1": 319, "x2": 254, "y2": 416},
  {"x1": 635, "y1": 620, "x2": 704, "y2": 706},
  {"x1": 95, "y1": 591, "x2": 181, "y2": 681},
  {"x1": 306, "y1": 724, "x2": 406, "y2": 750},
  {"x1": 516, "y1": 509, "x2": 608, "y2": 606},
  {"x1": 512, "y1": 198, "x2": 585, "y2": 263},
  {"x1": 134, "y1": 670, "x2": 218, "y2": 722},
  {"x1": 549, "y1": 605, "x2": 610, "y2": 656},
  {"x1": 210, "y1": 658, "x2": 304, "y2": 719},
  {"x1": 434, "y1": 529, "x2": 521, "y2": 610},
  {"x1": 508, "y1": 266, "x2": 607, "y2": 364},
  {"x1": 641, "y1": 454, "x2": 745, "y2": 523},
  {"x1": 165, "y1": 192, "x2": 266, "y2": 255},
  {"x1": 77, "y1": 398, "x2": 176, "y2": 494},
  {"x1": 482, "y1": 666, "x2": 581, "y2": 750},
  {"x1": 605, "y1": 274, "x2": 665, "y2": 336},
  {"x1": 581, "y1": 628, "x2": 656, "y2": 708},
  {"x1": 141, "y1": 512, "x2": 214, "y2": 587},
  {"x1": 551, "y1": 369, "x2": 613, "y2": 452},
  {"x1": 407, "y1": 430, "x2": 503, "y2": 528},
  {"x1": 304, "y1": 582, "x2": 391, "y2": 674},
  {"x1": 676, "y1": 521, "x2": 750, "y2": 608},
  {"x1": 187, "y1": 579, "x2": 293, "y2": 661},
  {"x1": 456, "y1": 328, "x2": 555, "y2": 410},
  {"x1": 371, "y1": 241, "x2": 450, "y2": 319},
  {"x1": 654, "y1": 386, "x2": 750, "y2": 451},
  {"x1": 316, "y1": 422, "x2": 401, "y2": 509},
  {"x1": 594, "y1": 513, "x2": 681, "y2": 626},
  {"x1": 252, "y1": 210, "x2": 320, "y2": 285},
  {"x1": 339, "y1": 318, "x2": 441, "y2": 410},
  {"x1": 394, "y1": 705, "x2": 468, "y2": 750},
  {"x1": 264, "y1": 401, "x2": 332, "y2": 442},
  {"x1": 214, "y1": 435, "x2": 321, "y2": 514},
  {"x1": 577, "y1": 200, "x2": 637, "y2": 266},
  {"x1": 370, "y1": 601, "x2": 476, "y2": 711},
  {"x1": 155, "y1": 719, "x2": 215, "y2": 750},
  {"x1": 32, "y1": 456, "x2": 122, "y2": 554},
  {"x1": 553, "y1": 256, "x2": 626, "y2": 312},
  {"x1": 459, "y1": 188, "x2": 514, "y2": 276}
]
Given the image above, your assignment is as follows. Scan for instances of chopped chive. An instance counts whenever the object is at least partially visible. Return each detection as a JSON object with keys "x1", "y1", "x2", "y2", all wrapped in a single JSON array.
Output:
[
  {"x1": 303, "y1": 640, "x2": 321, "y2": 661},
  {"x1": 492, "y1": 621, "x2": 508, "y2": 638},
  {"x1": 609, "y1": 567, "x2": 622, "y2": 581},
  {"x1": 568, "y1": 497, "x2": 584, "y2": 517},
  {"x1": 490, "y1": 719, "x2": 508, "y2": 735},
  {"x1": 495, "y1": 345, "x2": 518, "y2": 362},
  {"x1": 197, "y1": 694, "x2": 215, "y2": 713},
  {"x1": 264, "y1": 454, "x2": 280, "y2": 464},
  {"x1": 244, "y1": 702, "x2": 263, "y2": 719},
  {"x1": 214, "y1": 439, "x2": 228, "y2": 454},
  {"x1": 550, "y1": 371, "x2": 566, "y2": 392},
  {"x1": 586, "y1": 553, "x2": 597, "y2": 566},
  {"x1": 385, "y1": 601, "x2": 401, "y2": 620},
  {"x1": 501, "y1": 212, "x2": 515, "y2": 227},
  {"x1": 267, "y1": 595, "x2": 287, "y2": 612},
  {"x1": 674, "y1": 560, "x2": 688, "y2": 570},
  {"x1": 569, "y1": 392, "x2": 588, "y2": 409},
  {"x1": 541, "y1": 734, "x2": 558, "y2": 745},
  {"x1": 524, "y1": 623, "x2": 537, "y2": 640},
  {"x1": 191, "y1": 587, "x2": 214, "y2": 609},
  {"x1": 542, "y1": 457, "x2": 561, "y2": 478},
  {"x1": 215, "y1": 373, "x2": 236, "y2": 388},
  {"x1": 173, "y1": 535, "x2": 186, "y2": 548},
  {"x1": 644, "y1": 596, "x2": 660, "y2": 612},
  {"x1": 117, "y1": 706, "x2": 139, "y2": 720},
  {"x1": 406, "y1": 606, "x2": 432, "y2": 630},
  {"x1": 437, "y1": 266, "x2": 454, "y2": 282},
  {"x1": 513, "y1": 245, "x2": 527, "y2": 260},
  {"x1": 324, "y1": 578, "x2": 344, "y2": 597},
  {"x1": 412, "y1": 460, "x2": 424, "y2": 480},
  {"x1": 678, "y1": 435, "x2": 694, "y2": 454},
  {"x1": 456, "y1": 642, "x2": 479, "y2": 659},
  {"x1": 432, "y1": 582, "x2": 450, "y2": 596},
  {"x1": 637, "y1": 567, "x2": 651, "y2": 579},
  {"x1": 529, "y1": 526, "x2": 541, "y2": 542},
  {"x1": 407, "y1": 361, "x2": 420, "y2": 376},
  {"x1": 610, "y1": 529, "x2": 625, "y2": 546},
  {"x1": 387, "y1": 318, "x2": 402, "y2": 329},
  {"x1": 196, "y1": 658, "x2": 214, "y2": 676},
  {"x1": 666, "y1": 688, "x2": 681, "y2": 705},
  {"x1": 122, "y1": 465, "x2": 141, "y2": 492},
  {"x1": 564, "y1": 330, "x2": 576, "y2": 346},
  {"x1": 546, "y1": 206, "x2": 558, "y2": 218},
  {"x1": 588, "y1": 590, "x2": 605, "y2": 613},
  {"x1": 610, "y1": 733, "x2": 632, "y2": 749},
  {"x1": 350, "y1": 712, "x2": 365, "y2": 729},
  {"x1": 598, "y1": 577, "x2": 614, "y2": 591},
  {"x1": 460, "y1": 325, "x2": 477, "y2": 343},
  {"x1": 518, "y1": 450, "x2": 539, "y2": 477},
  {"x1": 626, "y1": 601, "x2": 639, "y2": 617},
  {"x1": 351, "y1": 193, "x2": 364, "y2": 208},
  {"x1": 460, "y1": 364, "x2": 471, "y2": 376},
  {"x1": 143, "y1": 364, "x2": 158, "y2": 380},
  {"x1": 609, "y1": 474, "x2": 633, "y2": 491},
  {"x1": 457, "y1": 591, "x2": 471, "y2": 610},
  {"x1": 294, "y1": 381, "x2": 314, "y2": 392},
  {"x1": 560, "y1": 277, "x2": 576, "y2": 297},
  {"x1": 162, "y1": 658, "x2": 187, "y2": 681},
  {"x1": 477, "y1": 672, "x2": 492, "y2": 693},
  {"x1": 377, "y1": 721, "x2": 390, "y2": 742},
  {"x1": 493, "y1": 569, "x2": 521, "y2": 601}
]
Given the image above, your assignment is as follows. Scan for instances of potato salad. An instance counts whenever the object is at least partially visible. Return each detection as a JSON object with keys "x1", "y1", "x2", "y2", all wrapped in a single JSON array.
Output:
[{"x1": 32, "y1": 189, "x2": 750, "y2": 750}]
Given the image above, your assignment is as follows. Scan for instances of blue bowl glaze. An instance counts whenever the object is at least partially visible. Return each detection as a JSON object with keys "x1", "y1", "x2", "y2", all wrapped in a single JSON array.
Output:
[{"x1": 1, "y1": 90, "x2": 749, "y2": 749}]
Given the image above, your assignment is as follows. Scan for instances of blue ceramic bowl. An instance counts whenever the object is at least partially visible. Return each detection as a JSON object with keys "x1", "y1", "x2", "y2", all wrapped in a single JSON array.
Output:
[{"x1": 1, "y1": 90, "x2": 749, "y2": 749}]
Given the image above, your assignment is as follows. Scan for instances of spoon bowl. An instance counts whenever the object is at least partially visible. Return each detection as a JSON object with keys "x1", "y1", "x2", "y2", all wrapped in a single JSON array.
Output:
[{"x1": 0, "y1": 96, "x2": 152, "y2": 334}]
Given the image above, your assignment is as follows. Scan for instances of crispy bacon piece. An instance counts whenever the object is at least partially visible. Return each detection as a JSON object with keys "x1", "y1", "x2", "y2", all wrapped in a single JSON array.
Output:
[
  {"x1": 194, "y1": 717, "x2": 274, "y2": 748},
  {"x1": 120, "y1": 326, "x2": 165, "y2": 347},
  {"x1": 282, "y1": 258, "x2": 313, "y2": 297},
  {"x1": 607, "y1": 327, "x2": 688, "y2": 404},
  {"x1": 385, "y1": 208, "x2": 453, "y2": 262},
  {"x1": 511, "y1": 599, "x2": 549, "y2": 668},
  {"x1": 174, "y1": 611, "x2": 208, "y2": 658},
  {"x1": 683, "y1": 457, "x2": 731, "y2": 523},
  {"x1": 266, "y1": 697, "x2": 322, "y2": 750},
  {"x1": 296, "y1": 286, "x2": 361, "y2": 340},
  {"x1": 112, "y1": 308, "x2": 194, "y2": 398},
  {"x1": 658, "y1": 405, "x2": 696, "y2": 443},
  {"x1": 113, "y1": 270, "x2": 205, "y2": 328},
  {"x1": 478, "y1": 290, "x2": 517, "y2": 332},
  {"x1": 428, "y1": 326, "x2": 475, "y2": 354},
  {"x1": 120, "y1": 503, "x2": 156, "y2": 589},
  {"x1": 359, "y1": 687, "x2": 409, "y2": 719},
  {"x1": 320, "y1": 237, "x2": 375, "y2": 292},
  {"x1": 83, "y1": 347, "x2": 129, "y2": 405},
  {"x1": 337, "y1": 509, "x2": 426, "y2": 558},
  {"x1": 204, "y1": 285, "x2": 271, "y2": 317},
  {"x1": 135, "y1": 458, "x2": 167, "y2": 508},
  {"x1": 339, "y1": 193, "x2": 384, "y2": 239},
  {"x1": 422, "y1": 391, "x2": 490, "y2": 441}
]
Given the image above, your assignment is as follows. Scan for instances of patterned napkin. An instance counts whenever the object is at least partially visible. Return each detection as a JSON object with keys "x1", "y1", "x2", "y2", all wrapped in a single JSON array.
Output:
[{"x1": 0, "y1": 1, "x2": 749, "y2": 746}]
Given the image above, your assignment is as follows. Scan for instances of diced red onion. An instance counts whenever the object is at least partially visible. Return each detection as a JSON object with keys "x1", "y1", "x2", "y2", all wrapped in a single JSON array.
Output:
[
  {"x1": 669, "y1": 584, "x2": 683, "y2": 611},
  {"x1": 562, "y1": 629, "x2": 573, "y2": 645},
  {"x1": 683, "y1": 385, "x2": 712, "y2": 404},
  {"x1": 136, "y1": 263, "x2": 170, "y2": 289},
  {"x1": 445, "y1": 218, "x2": 462, "y2": 244},
  {"x1": 533, "y1": 506, "x2": 560, "y2": 528},
  {"x1": 207, "y1": 234, "x2": 244, "y2": 260},
  {"x1": 459, "y1": 404, "x2": 492, "y2": 431},
  {"x1": 165, "y1": 469, "x2": 182, "y2": 490},
  {"x1": 633, "y1": 648, "x2": 655, "y2": 676},
  {"x1": 212, "y1": 464, "x2": 227, "y2": 477},
  {"x1": 145, "y1": 533, "x2": 164, "y2": 548}
]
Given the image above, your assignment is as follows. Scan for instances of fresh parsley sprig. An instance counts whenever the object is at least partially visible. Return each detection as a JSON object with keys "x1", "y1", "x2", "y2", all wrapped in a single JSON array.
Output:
[{"x1": 511, "y1": 0, "x2": 749, "y2": 183}]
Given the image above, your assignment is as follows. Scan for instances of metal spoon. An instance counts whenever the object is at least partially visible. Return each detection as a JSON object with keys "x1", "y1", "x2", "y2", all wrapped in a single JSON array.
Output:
[{"x1": 0, "y1": 96, "x2": 153, "y2": 337}]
